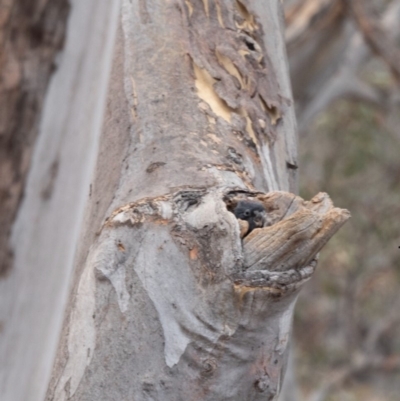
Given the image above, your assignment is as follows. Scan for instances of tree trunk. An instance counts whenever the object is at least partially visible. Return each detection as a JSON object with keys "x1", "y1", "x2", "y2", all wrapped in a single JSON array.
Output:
[
  {"x1": 285, "y1": 0, "x2": 400, "y2": 134},
  {"x1": 0, "y1": 0, "x2": 70, "y2": 274},
  {"x1": 0, "y1": 1, "x2": 120, "y2": 400},
  {"x1": 1, "y1": 1, "x2": 349, "y2": 401}
]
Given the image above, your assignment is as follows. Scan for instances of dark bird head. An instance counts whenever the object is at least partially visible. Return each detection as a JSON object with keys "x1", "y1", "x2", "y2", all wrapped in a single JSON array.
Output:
[{"x1": 233, "y1": 200, "x2": 266, "y2": 234}]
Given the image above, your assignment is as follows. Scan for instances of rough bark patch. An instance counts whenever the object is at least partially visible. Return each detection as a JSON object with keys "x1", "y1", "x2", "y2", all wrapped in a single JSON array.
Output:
[{"x1": 183, "y1": 0, "x2": 286, "y2": 148}]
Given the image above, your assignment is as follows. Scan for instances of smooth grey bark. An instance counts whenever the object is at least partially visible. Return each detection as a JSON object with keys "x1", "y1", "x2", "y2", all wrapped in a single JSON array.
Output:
[{"x1": 279, "y1": 350, "x2": 300, "y2": 401}]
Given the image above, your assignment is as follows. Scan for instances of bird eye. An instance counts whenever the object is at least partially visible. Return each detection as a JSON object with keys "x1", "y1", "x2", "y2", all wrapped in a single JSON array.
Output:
[{"x1": 244, "y1": 210, "x2": 250, "y2": 217}]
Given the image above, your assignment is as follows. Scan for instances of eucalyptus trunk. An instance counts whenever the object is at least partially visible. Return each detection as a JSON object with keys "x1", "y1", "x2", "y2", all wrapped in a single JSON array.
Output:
[{"x1": 0, "y1": 1, "x2": 349, "y2": 401}]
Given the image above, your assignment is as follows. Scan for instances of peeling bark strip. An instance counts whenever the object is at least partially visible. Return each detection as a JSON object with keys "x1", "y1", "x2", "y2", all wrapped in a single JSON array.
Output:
[{"x1": 184, "y1": 0, "x2": 285, "y2": 145}]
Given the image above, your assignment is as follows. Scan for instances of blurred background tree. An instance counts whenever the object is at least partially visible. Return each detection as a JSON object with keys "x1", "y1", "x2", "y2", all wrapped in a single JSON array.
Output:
[{"x1": 284, "y1": 1, "x2": 400, "y2": 400}]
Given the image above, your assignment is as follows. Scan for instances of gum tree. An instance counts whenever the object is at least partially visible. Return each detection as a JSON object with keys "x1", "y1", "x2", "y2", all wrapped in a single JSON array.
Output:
[{"x1": 0, "y1": 1, "x2": 349, "y2": 401}]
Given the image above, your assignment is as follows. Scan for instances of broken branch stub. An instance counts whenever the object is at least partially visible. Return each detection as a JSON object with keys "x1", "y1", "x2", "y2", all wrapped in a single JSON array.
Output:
[{"x1": 241, "y1": 191, "x2": 350, "y2": 272}]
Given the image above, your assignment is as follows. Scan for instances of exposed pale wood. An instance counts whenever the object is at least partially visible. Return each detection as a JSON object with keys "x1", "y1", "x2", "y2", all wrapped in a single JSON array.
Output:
[{"x1": 238, "y1": 218, "x2": 250, "y2": 237}]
